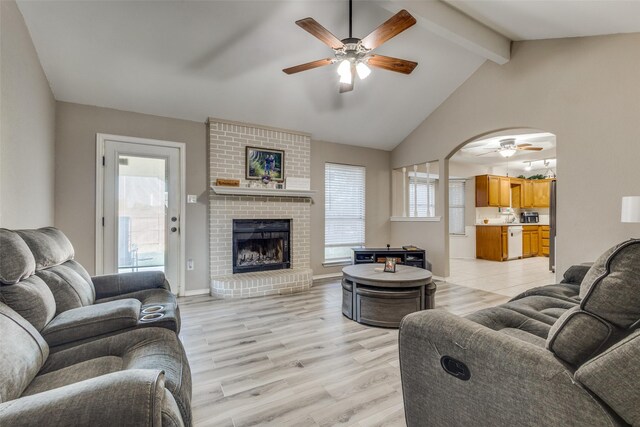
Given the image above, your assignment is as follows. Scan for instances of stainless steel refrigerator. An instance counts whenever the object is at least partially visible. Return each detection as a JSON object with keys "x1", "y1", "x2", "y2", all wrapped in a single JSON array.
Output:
[{"x1": 549, "y1": 180, "x2": 557, "y2": 272}]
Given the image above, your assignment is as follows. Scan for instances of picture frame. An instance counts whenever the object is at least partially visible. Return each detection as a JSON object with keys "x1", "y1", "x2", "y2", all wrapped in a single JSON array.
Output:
[
  {"x1": 246, "y1": 146, "x2": 285, "y2": 182},
  {"x1": 384, "y1": 257, "x2": 397, "y2": 273}
]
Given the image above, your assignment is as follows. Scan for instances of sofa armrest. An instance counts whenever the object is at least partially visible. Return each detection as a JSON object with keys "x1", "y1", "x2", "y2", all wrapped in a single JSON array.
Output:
[
  {"x1": 560, "y1": 263, "x2": 593, "y2": 286},
  {"x1": 41, "y1": 299, "x2": 141, "y2": 347},
  {"x1": 0, "y1": 370, "x2": 168, "y2": 426},
  {"x1": 92, "y1": 271, "x2": 170, "y2": 300},
  {"x1": 399, "y1": 310, "x2": 622, "y2": 426}
]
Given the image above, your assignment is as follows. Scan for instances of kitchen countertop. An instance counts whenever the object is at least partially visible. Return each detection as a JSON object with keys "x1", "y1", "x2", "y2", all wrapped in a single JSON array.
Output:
[{"x1": 474, "y1": 222, "x2": 550, "y2": 227}]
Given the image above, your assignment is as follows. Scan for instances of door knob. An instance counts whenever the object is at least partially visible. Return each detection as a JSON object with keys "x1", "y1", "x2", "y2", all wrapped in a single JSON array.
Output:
[{"x1": 171, "y1": 227, "x2": 178, "y2": 233}]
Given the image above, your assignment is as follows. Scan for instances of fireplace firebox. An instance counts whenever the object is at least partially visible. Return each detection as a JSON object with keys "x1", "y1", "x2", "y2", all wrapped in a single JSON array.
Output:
[{"x1": 232, "y1": 219, "x2": 291, "y2": 273}]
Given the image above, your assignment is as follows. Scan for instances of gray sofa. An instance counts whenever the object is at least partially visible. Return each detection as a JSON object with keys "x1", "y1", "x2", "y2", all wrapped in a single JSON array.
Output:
[
  {"x1": 0, "y1": 227, "x2": 180, "y2": 350},
  {"x1": 0, "y1": 302, "x2": 192, "y2": 426},
  {"x1": 400, "y1": 239, "x2": 640, "y2": 426},
  {"x1": 0, "y1": 227, "x2": 192, "y2": 426}
]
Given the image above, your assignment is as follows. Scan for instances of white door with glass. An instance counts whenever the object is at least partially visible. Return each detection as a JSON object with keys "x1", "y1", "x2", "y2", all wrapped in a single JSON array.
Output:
[{"x1": 98, "y1": 135, "x2": 184, "y2": 294}]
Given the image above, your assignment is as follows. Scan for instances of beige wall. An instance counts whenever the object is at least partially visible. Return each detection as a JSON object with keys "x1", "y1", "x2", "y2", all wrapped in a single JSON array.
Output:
[
  {"x1": 54, "y1": 102, "x2": 208, "y2": 292},
  {"x1": 0, "y1": 0, "x2": 56, "y2": 227},
  {"x1": 392, "y1": 33, "x2": 640, "y2": 277},
  {"x1": 311, "y1": 140, "x2": 391, "y2": 276}
]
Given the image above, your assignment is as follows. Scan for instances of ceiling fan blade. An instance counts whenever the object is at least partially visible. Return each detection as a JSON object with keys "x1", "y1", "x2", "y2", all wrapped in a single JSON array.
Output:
[
  {"x1": 296, "y1": 18, "x2": 344, "y2": 49},
  {"x1": 367, "y1": 55, "x2": 417, "y2": 74},
  {"x1": 517, "y1": 143, "x2": 532, "y2": 147},
  {"x1": 518, "y1": 147, "x2": 543, "y2": 151},
  {"x1": 283, "y1": 58, "x2": 334, "y2": 75},
  {"x1": 360, "y1": 9, "x2": 417, "y2": 50},
  {"x1": 476, "y1": 151, "x2": 498, "y2": 156},
  {"x1": 339, "y1": 63, "x2": 356, "y2": 93}
]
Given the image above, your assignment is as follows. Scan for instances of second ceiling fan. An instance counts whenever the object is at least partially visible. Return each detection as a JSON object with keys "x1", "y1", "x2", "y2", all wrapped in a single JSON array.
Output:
[{"x1": 283, "y1": 0, "x2": 418, "y2": 93}]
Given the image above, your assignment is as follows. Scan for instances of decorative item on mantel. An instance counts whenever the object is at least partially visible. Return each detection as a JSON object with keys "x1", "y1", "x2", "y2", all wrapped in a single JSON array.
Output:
[
  {"x1": 286, "y1": 177, "x2": 310, "y2": 191},
  {"x1": 215, "y1": 178, "x2": 240, "y2": 187},
  {"x1": 246, "y1": 146, "x2": 285, "y2": 182}
]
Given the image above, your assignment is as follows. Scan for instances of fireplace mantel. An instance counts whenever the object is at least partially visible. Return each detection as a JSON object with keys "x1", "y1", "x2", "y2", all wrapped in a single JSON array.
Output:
[{"x1": 211, "y1": 186, "x2": 315, "y2": 199}]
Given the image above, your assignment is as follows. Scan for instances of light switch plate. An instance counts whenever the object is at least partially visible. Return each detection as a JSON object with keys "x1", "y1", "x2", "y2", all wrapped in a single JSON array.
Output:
[
  {"x1": 187, "y1": 195, "x2": 197, "y2": 204},
  {"x1": 187, "y1": 259, "x2": 194, "y2": 270}
]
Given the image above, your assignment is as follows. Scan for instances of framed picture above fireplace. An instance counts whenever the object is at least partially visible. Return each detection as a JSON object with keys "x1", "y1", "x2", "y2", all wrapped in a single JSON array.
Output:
[{"x1": 246, "y1": 146, "x2": 285, "y2": 182}]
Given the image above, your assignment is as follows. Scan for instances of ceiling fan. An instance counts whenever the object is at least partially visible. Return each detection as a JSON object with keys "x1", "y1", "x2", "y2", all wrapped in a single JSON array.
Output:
[
  {"x1": 477, "y1": 138, "x2": 544, "y2": 158},
  {"x1": 282, "y1": 0, "x2": 418, "y2": 93}
]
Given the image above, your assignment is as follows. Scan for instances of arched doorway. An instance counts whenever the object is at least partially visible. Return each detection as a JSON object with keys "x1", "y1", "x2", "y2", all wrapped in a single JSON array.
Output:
[{"x1": 444, "y1": 128, "x2": 557, "y2": 297}]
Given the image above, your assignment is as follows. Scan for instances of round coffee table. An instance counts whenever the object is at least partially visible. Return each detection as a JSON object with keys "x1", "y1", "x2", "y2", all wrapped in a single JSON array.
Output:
[{"x1": 342, "y1": 264, "x2": 435, "y2": 328}]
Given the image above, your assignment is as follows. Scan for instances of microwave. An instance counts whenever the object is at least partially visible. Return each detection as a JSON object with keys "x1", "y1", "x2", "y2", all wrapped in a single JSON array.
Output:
[{"x1": 520, "y1": 212, "x2": 539, "y2": 223}]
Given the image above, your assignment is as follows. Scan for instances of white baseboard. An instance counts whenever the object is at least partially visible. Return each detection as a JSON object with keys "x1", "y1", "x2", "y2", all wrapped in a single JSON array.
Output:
[
  {"x1": 182, "y1": 288, "x2": 210, "y2": 297},
  {"x1": 312, "y1": 272, "x2": 342, "y2": 281}
]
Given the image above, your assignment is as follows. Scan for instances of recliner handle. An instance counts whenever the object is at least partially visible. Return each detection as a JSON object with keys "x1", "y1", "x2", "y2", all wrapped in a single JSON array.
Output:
[{"x1": 441, "y1": 356, "x2": 471, "y2": 381}]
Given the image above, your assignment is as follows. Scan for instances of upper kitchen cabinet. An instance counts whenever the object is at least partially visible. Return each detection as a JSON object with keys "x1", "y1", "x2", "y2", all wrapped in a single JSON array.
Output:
[
  {"x1": 476, "y1": 175, "x2": 511, "y2": 207},
  {"x1": 521, "y1": 180, "x2": 534, "y2": 208},
  {"x1": 533, "y1": 179, "x2": 552, "y2": 207}
]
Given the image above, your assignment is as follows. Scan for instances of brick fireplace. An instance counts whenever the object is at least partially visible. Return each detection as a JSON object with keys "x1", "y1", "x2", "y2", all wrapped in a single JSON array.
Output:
[{"x1": 208, "y1": 118, "x2": 313, "y2": 298}]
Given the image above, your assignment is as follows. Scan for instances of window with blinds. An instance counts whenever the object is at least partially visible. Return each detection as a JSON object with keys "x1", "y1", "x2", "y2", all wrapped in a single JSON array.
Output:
[
  {"x1": 324, "y1": 163, "x2": 366, "y2": 263},
  {"x1": 449, "y1": 180, "x2": 466, "y2": 235},
  {"x1": 408, "y1": 176, "x2": 435, "y2": 217}
]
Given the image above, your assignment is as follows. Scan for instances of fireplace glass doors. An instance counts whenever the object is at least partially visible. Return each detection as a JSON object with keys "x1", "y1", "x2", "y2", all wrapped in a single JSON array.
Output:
[{"x1": 232, "y1": 219, "x2": 291, "y2": 273}]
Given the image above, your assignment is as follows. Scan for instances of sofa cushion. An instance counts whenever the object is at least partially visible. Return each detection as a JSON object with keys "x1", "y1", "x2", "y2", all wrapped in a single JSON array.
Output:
[
  {"x1": 0, "y1": 276, "x2": 56, "y2": 331},
  {"x1": 41, "y1": 299, "x2": 141, "y2": 347},
  {"x1": 16, "y1": 227, "x2": 74, "y2": 270},
  {"x1": 0, "y1": 303, "x2": 49, "y2": 403},
  {"x1": 465, "y1": 306, "x2": 553, "y2": 340},
  {"x1": 0, "y1": 229, "x2": 36, "y2": 285},
  {"x1": 38, "y1": 327, "x2": 192, "y2": 425},
  {"x1": 37, "y1": 263, "x2": 96, "y2": 313},
  {"x1": 22, "y1": 356, "x2": 123, "y2": 397},
  {"x1": 546, "y1": 306, "x2": 617, "y2": 366},
  {"x1": 579, "y1": 239, "x2": 640, "y2": 328}
]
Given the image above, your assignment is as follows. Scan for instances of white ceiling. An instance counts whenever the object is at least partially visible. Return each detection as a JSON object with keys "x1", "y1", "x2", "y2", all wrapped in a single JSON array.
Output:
[
  {"x1": 452, "y1": 131, "x2": 557, "y2": 171},
  {"x1": 446, "y1": 0, "x2": 640, "y2": 41},
  {"x1": 16, "y1": 1, "x2": 640, "y2": 150},
  {"x1": 17, "y1": 0, "x2": 485, "y2": 150}
]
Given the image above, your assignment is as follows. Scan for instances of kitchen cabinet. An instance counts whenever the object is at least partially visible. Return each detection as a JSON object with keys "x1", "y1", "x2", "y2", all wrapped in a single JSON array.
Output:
[
  {"x1": 476, "y1": 226, "x2": 509, "y2": 261},
  {"x1": 533, "y1": 180, "x2": 551, "y2": 208},
  {"x1": 522, "y1": 180, "x2": 534, "y2": 208},
  {"x1": 476, "y1": 175, "x2": 511, "y2": 207},
  {"x1": 540, "y1": 225, "x2": 550, "y2": 256},
  {"x1": 523, "y1": 225, "x2": 540, "y2": 258}
]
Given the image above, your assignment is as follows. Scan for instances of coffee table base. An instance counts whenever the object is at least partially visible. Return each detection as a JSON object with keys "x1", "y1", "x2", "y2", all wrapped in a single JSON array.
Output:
[{"x1": 342, "y1": 278, "x2": 436, "y2": 328}]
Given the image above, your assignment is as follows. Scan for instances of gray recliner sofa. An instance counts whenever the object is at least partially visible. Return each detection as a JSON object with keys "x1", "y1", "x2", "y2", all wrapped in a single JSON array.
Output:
[
  {"x1": 0, "y1": 302, "x2": 192, "y2": 426},
  {"x1": 400, "y1": 239, "x2": 640, "y2": 426},
  {"x1": 0, "y1": 227, "x2": 180, "y2": 350}
]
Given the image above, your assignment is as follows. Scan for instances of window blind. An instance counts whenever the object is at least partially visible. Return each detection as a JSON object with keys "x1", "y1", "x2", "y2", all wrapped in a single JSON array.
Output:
[
  {"x1": 449, "y1": 180, "x2": 466, "y2": 235},
  {"x1": 408, "y1": 175, "x2": 435, "y2": 217},
  {"x1": 324, "y1": 163, "x2": 365, "y2": 262}
]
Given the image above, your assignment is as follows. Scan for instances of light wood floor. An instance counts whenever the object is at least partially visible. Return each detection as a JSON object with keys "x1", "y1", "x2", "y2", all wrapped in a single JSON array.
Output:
[{"x1": 179, "y1": 280, "x2": 510, "y2": 427}]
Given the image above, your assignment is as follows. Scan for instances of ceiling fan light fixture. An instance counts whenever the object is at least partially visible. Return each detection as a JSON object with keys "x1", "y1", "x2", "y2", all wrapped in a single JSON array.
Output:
[
  {"x1": 339, "y1": 67, "x2": 353, "y2": 84},
  {"x1": 499, "y1": 148, "x2": 517, "y2": 158},
  {"x1": 337, "y1": 59, "x2": 351, "y2": 77},
  {"x1": 356, "y1": 61, "x2": 371, "y2": 79}
]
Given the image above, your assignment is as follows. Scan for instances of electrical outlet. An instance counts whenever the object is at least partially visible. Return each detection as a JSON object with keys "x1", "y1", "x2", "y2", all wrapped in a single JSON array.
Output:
[
  {"x1": 187, "y1": 195, "x2": 197, "y2": 204},
  {"x1": 187, "y1": 259, "x2": 194, "y2": 270}
]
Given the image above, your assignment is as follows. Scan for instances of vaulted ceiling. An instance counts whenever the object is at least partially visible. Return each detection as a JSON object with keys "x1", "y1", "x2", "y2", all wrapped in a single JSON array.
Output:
[{"x1": 17, "y1": 1, "x2": 640, "y2": 150}]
